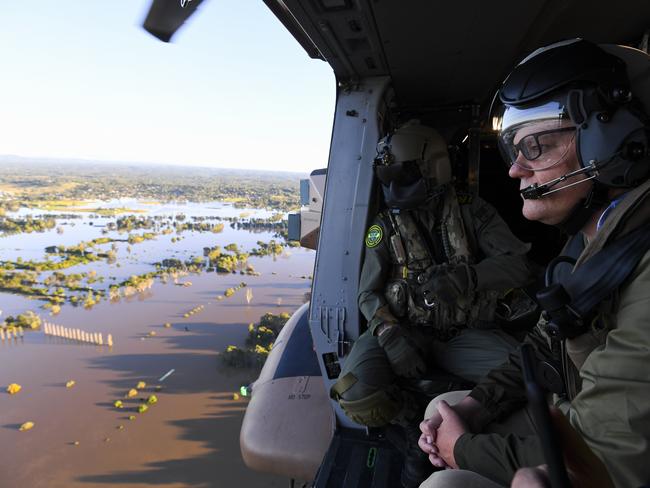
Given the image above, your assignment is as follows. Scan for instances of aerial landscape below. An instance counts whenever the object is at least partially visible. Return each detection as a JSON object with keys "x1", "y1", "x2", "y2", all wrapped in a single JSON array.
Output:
[{"x1": 0, "y1": 160, "x2": 314, "y2": 488}]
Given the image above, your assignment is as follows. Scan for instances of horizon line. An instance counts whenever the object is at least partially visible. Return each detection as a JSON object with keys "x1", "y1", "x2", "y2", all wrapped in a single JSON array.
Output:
[{"x1": 0, "y1": 154, "x2": 313, "y2": 175}]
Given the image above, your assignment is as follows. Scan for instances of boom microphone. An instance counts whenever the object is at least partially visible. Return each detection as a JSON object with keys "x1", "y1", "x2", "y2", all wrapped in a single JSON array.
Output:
[{"x1": 521, "y1": 163, "x2": 598, "y2": 200}]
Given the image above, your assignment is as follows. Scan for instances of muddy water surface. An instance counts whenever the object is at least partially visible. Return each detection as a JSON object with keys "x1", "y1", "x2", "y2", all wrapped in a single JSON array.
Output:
[{"x1": 0, "y1": 202, "x2": 315, "y2": 488}]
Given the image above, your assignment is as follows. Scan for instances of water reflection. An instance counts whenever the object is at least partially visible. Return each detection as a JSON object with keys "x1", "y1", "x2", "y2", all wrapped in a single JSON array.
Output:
[{"x1": 0, "y1": 200, "x2": 312, "y2": 316}]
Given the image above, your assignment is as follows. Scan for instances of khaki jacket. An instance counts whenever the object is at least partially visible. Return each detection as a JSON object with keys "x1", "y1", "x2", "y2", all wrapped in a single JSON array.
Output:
[{"x1": 458, "y1": 178, "x2": 650, "y2": 488}]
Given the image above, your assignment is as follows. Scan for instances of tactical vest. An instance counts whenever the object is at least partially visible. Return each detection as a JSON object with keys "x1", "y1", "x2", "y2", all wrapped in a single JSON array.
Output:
[{"x1": 382, "y1": 186, "x2": 499, "y2": 334}]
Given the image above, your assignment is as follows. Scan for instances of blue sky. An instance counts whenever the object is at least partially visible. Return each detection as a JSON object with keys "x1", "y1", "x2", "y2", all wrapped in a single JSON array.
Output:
[{"x1": 0, "y1": 1, "x2": 335, "y2": 172}]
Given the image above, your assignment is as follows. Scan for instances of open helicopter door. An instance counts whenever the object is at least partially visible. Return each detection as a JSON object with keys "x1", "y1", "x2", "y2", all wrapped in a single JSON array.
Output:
[
  {"x1": 288, "y1": 169, "x2": 326, "y2": 250},
  {"x1": 241, "y1": 75, "x2": 405, "y2": 485}
]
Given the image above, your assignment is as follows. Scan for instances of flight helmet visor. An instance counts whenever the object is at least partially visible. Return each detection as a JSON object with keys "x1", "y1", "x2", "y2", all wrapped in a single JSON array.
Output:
[
  {"x1": 496, "y1": 101, "x2": 577, "y2": 171},
  {"x1": 374, "y1": 159, "x2": 422, "y2": 186}
]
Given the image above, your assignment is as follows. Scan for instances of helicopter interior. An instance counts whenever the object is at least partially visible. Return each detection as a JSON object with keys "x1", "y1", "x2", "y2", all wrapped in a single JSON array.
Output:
[
  {"x1": 144, "y1": 1, "x2": 649, "y2": 266},
  {"x1": 142, "y1": 0, "x2": 650, "y2": 483},
  {"x1": 252, "y1": 1, "x2": 650, "y2": 480}
]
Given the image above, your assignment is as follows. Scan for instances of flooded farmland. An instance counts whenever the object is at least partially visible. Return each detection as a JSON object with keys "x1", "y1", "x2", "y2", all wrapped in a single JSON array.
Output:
[{"x1": 0, "y1": 199, "x2": 315, "y2": 488}]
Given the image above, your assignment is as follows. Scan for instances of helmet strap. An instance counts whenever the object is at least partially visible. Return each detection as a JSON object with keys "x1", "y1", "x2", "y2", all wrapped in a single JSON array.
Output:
[{"x1": 556, "y1": 182, "x2": 610, "y2": 235}]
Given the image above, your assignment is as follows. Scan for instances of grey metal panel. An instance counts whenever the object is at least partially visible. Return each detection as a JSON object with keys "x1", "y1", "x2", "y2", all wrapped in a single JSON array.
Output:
[
  {"x1": 262, "y1": 0, "x2": 325, "y2": 60},
  {"x1": 271, "y1": 0, "x2": 389, "y2": 79},
  {"x1": 288, "y1": 212, "x2": 301, "y2": 241},
  {"x1": 309, "y1": 76, "x2": 390, "y2": 429},
  {"x1": 300, "y1": 178, "x2": 311, "y2": 206},
  {"x1": 369, "y1": 0, "x2": 650, "y2": 108},
  {"x1": 266, "y1": 0, "x2": 650, "y2": 109}
]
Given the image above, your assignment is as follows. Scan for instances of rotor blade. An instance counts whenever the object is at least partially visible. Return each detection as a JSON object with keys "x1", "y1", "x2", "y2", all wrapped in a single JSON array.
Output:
[{"x1": 142, "y1": 0, "x2": 206, "y2": 43}]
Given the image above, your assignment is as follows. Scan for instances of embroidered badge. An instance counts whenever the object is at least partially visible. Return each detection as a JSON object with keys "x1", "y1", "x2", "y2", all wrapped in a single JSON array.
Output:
[
  {"x1": 365, "y1": 224, "x2": 383, "y2": 248},
  {"x1": 456, "y1": 192, "x2": 473, "y2": 205}
]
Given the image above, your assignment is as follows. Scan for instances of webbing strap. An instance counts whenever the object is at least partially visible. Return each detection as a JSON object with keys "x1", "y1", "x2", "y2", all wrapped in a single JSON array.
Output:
[
  {"x1": 330, "y1": 372, "x2": 358, "y2": 400},
  {"x1": 561, "y1": 223, "x2": 650, "y2": 317}
]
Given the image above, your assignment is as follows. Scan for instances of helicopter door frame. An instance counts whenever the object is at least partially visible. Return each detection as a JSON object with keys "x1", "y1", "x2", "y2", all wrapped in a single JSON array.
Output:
[{"x1": 309, "y1": 76, "x2": 390, "y2": 429}]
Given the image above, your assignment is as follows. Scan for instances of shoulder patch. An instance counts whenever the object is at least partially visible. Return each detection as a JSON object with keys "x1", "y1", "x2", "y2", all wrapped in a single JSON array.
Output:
[
  {"x1": 365, "y1": 224, "x2": 383, "y2": 248},
  {"x1": 456, "y1": 192, "x2": 473, "y2": 205}
]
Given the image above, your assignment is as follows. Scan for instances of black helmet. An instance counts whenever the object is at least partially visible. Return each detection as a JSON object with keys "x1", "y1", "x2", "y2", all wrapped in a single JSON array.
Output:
[{"x1": 494, "y1": 39, "x2": 650, "y2": 188}]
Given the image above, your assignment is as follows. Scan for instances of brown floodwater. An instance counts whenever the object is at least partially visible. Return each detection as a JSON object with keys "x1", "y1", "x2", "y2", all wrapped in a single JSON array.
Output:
[{"x1": 0, "y1": 263, "x2": 313, "y2": 488}]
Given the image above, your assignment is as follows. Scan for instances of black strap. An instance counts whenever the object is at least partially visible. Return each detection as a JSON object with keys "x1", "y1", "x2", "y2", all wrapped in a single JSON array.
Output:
[
  {"x1": 412, "y1": 212, "x2": 444, "y2": 264},
  {"x1": 540, "y1": 223, "x2": 650, "y2": 338},
  {"x1": 567, "y1": 223, "x2": 650, "y2": 316}
]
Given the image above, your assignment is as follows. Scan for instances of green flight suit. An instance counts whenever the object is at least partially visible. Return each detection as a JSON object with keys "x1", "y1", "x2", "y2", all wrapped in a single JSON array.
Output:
[
  {"x1": 333, "y1": 188, "x2": 534, "y2": 427},
  {"x1": 445, "y1": 178, "x2": 650, "y2": 488}
]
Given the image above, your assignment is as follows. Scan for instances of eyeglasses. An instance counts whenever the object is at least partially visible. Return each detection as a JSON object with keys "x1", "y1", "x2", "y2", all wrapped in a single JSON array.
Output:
[{"x1": 502, "y1": 127, "x2": 576, "y2": 171}]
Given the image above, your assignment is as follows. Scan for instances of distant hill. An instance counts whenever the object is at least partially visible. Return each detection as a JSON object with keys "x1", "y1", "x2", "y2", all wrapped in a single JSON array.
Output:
[
  {"x1": 0, "y1": 157, "x2": 309, "y2": 211},
  {"x1": 0, "y1": 156, "x2": 308, "y2": 180}
]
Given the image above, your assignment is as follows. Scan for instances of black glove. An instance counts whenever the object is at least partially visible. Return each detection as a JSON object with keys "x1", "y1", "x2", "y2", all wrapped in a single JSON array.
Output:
[
  {"x1": 377, "y1": 325, "x2": 426, "y2": 378},
  {"x1": 419, "y1": 264, "x2": 475, "y2": 307}
]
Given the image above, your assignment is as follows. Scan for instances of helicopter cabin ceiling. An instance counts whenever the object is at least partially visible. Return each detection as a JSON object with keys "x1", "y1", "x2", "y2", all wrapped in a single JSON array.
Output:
[{"x1": 265, "y1": 0, "x2": 650, "y2": 111}]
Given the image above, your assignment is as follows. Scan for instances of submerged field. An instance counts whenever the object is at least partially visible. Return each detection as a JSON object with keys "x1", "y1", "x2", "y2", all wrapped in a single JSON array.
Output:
[{"x1": 0, "y1": 163, "x2": 315, "y2": 487}]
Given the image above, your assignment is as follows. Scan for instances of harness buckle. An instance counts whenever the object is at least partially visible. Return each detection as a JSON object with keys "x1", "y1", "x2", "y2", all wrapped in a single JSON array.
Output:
[{"x1": 424, "y1": 295, "x2": 437, "y2": 309}]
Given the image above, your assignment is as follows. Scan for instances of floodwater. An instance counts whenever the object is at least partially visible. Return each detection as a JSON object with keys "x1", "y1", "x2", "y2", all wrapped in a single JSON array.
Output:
[
  {"x1": 0, "y1": 200, "x2": 296, "y2": 315},
  {"x1": 0, "y1": 201, "x2": 315, "y2": 488}
]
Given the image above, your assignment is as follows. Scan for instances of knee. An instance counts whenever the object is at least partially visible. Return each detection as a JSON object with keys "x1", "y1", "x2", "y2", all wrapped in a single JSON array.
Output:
[
  {"x1": 333, "y1": 331, "x2": 401, "y2": 427},
  {"x1": 423, "y1": 390, "x2": 471, "y2": 420},
  {"x1": 338, "y1": 384, "x2": 403, "y2": 427},
  {"x1": 420, "y1": 469, "x2": 504, "y2": 488},
  {"x1": 331, "y1": 369, "x2": 402, "y2": 427}
]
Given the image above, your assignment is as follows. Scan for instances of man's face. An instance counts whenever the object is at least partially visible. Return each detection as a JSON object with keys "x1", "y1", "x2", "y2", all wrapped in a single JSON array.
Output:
[{"x1": 507, "y1": 121, "x2": 592, "y2": 225}]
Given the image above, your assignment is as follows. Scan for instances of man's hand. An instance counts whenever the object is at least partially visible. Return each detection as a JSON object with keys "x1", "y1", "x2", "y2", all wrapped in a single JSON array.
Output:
[
  {"x1": 377, "y1": 324, "x2": 426, "y2": 378},
  {"x1": 419, "y1": 396, "x2": 484, "y2": 468},
  {"x1": 433, "y1": 400, "x2": 468, "y2": 469},
  {"x1": 418, "y1": 411, "x2": 445, "y2": 467}
]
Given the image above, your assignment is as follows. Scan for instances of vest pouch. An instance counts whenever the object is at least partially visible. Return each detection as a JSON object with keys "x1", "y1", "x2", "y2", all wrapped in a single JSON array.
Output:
[
  {"x1": 494, "y1": 289, "x2": 539, "y2": 330},
  {"x1": 390, "y1": 234, "x2": 407, "y2": 265},
  {"x1": 384, "y1": 280, "x2": 409, "y2": 319}
]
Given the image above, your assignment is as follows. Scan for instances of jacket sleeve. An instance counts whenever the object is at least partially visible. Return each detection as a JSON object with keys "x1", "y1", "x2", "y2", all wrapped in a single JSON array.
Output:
[
  {"x1": 468, "y1": 325, "x2": 554, "y2": 423},
  {"x1": 457, "y1": 254, "x2": 650, "y2": 487},
  {"x1": 454, "y1": 432, "x2": 544, "y2": 487},
  {"x1": 568, "y1": 251, "x2": 650, "y2": 488},
  {"x1": 469, "y1": 196, "x2": 535, "y2": 292},
  {"x1": 357, "y1": 218, "x2": 398, "y2": 334},
  {"x1": 453, "y1": 326, "x2": 555, "y2": 484}
]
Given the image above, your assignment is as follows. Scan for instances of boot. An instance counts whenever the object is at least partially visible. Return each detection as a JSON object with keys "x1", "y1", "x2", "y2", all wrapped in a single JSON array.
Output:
[
  {"x1": 399, "y1": 423, "x2": 433, "y2": 488},
  {"x1": 384, "y1": 421, "x2": 433, "y2": 488},
  {"x1": 388, "y1": 391, "x2": 435, "y2": 487}
]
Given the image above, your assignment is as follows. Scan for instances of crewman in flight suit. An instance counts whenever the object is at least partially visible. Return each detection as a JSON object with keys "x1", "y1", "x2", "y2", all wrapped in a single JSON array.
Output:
[{"x1": 329, "y1": 120, "x2": 536, "y2": 487}]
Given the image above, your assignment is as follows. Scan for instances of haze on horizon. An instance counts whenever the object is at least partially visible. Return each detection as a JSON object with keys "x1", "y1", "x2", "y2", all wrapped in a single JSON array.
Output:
[{"x1": 0, "y1": 1, "x2": 335, "y2": 173}]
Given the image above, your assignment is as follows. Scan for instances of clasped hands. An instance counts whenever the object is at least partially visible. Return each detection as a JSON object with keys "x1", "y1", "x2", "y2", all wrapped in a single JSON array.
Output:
[
  {"x1": 419, "y1": 399, "x2": 616, "y2": 488},
  {"x1": 418, "y1": 396, "x2": 482, "y2": 469}
]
